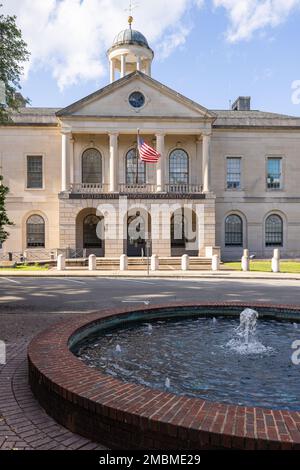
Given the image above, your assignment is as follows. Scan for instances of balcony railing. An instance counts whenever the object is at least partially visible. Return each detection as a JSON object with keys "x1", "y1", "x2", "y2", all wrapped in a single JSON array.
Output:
[
  {"x1": 119, "y1": 183, "x2": 157, "y2": 193},
  {"x1": 68, "y1": 183, "x2": 203, "y2": 194},
  {"x1": 69, "y1": 183, "x2": 109, "y2": 193},
  {"x1": 165, "y1": 184, "x2": 203, "y2": 193}
]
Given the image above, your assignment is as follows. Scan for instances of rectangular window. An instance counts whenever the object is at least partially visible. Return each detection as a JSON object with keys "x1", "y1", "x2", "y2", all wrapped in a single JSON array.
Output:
[
  {"x1": 27, "y1": 156, "x2": 43, "y2": 189},
  {"x1": 267, "y1": 158, "x2": 281, "y2": 190},
  {"x1": 226, "y1": 157, "x2": 241, "y2": 189}
]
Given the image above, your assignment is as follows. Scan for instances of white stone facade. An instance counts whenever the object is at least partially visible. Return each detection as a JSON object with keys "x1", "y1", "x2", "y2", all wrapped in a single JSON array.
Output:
[{"x1": 1, "y1": 24, "x2": 300, "y2": 261}]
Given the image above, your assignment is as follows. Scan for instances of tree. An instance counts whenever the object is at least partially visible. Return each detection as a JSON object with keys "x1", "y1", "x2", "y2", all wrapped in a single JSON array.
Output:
[
  {"x1": 0, "y1": 4, "x2": 30, "y2": 123},
  {"x1": 0, "y1": 175, "x2": 13, "y2": 244}
]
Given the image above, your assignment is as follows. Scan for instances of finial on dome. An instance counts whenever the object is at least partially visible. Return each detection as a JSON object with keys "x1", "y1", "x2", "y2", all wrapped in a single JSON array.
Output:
[{"x1": 128, "y1": 15, "x2": 133, "y2": 29}]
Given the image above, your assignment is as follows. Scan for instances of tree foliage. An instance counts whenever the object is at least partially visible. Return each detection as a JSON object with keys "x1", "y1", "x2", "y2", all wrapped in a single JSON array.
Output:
[
  {"x1": 0, "y1": 4, "x2": 30, "y2": 123},
  {"x1": 0, "y1": 175, "x2": 13, "y2": 244}
]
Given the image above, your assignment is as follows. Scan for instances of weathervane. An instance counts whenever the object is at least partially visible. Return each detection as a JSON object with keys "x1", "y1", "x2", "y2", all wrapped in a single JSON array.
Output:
[{"x1": 125, "y1": 0, "x2": 139, "y2": 28}]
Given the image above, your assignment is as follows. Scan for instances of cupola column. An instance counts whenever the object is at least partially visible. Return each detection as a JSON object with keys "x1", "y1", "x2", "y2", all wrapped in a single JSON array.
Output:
[
  {"x1": 109, "y1": 59, "x2": 115, "y2": 83},
  {"x1": 136, "y1": 56, "x2": 142, "y2": 72},
  {"x1": 120, "y1": 54, "x2": 127, "y2": 78}
]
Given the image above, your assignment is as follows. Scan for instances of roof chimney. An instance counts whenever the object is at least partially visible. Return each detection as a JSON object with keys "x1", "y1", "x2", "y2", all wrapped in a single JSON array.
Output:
[{"x1": 231, "y1": 96, "x2": 251, "y2": 111}]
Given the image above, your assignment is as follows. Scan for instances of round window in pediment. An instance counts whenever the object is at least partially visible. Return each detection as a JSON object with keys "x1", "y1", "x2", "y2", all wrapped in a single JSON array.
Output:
[{"x1": 129, "y1": 91, "x2": 145, "y2": 109}]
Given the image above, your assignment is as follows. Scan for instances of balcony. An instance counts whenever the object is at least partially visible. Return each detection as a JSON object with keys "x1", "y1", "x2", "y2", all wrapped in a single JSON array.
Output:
[
  {"x1": 69, "y1": 183, "x2": 109, "y2": 193},
  {"x1": 165, "y1": 184, "x2": 203, "y2": 194},
  {"x1": 68, "y1": 183, "x2": 203, "y2": 195}
]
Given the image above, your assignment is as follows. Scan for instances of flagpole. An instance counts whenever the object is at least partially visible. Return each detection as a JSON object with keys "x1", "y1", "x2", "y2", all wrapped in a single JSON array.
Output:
[{"x1": 136, "y1": 128, "x2": 140, "y2": 185}]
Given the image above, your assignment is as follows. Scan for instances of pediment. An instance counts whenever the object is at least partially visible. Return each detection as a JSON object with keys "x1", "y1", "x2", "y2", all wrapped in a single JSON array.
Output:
[{"x1": 56, "y1": 72, "x2": 216, "y2": 121}]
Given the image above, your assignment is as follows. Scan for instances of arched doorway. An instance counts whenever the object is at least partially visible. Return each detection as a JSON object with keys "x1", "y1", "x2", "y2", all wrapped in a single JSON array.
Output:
[
  {"x1": 76, "y1": 209, "x2": 105, "y2": 257},
  {"x1": 126, "y1": 211, "x2": 151, "y2": 257},
  {"x1": 170, "y1": 208, "x2": 197, "y2": 256}
]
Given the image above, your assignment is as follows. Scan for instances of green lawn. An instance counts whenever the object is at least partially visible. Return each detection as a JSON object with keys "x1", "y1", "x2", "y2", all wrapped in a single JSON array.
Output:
[
  {"x1": 0, "y1": 265, "x2": 49, "y2": 271},
  {"x1": 224, "y1": 261, "x2": 300, "y2": 273}
]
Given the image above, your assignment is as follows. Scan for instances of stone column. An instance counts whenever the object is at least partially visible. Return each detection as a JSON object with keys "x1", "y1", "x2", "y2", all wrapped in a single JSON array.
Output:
[
  {"x1": 61, "y1": 133, "x2": 68, "y2": 192},
  {"x1": 136, "y1": 56, "x2": 142, "y2": 72},
  {"x1": 109, "y1": 132, "x2": 119, "y2": 192},
  {"x1": 196, "y1": 136, "x2": 202, "y2": 189},
  {"x1": 146, "y1": 61, "x2": 151, "y2": 76},
  {"x1": 69, "y1": 135, "x2": 75, "y2": 187},
  {"x1": 109, "y1": 59, "x2": 115, "y2": 83},
  {"x1": 121, "y1": 54, "x2": 126, "y2": 78},
  {"x1": 202, "y1": 131, "x2": 212, "y2": 193},
  {"x1": 156, "y1": 133, "x2": 165, "y2": 192}
]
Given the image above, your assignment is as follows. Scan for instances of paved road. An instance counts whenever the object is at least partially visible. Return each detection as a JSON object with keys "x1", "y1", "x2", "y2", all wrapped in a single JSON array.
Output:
[
  {"x1": 1, "y1": 276, "x2": 300, "y2": 315},
  {"x1": 1, "y1": 276, "x2": 300, "y2": 450}
]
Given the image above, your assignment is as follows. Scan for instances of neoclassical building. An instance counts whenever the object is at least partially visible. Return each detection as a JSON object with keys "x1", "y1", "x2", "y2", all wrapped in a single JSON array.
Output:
[{"x1": 1, "y1": 19, "x2": 300, "y2": 261}]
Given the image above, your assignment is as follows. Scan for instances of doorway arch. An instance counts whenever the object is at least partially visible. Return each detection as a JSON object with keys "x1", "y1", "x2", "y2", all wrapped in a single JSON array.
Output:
[
  {"x1": 170, "y1": 208, "x2": 197, "y2": 256},
  {"x1": 126, "y1": 210, "x2": 151, "y2": 257},
  {"x1": 76, "y1": 208, "x2": 105, "y2": 257}
]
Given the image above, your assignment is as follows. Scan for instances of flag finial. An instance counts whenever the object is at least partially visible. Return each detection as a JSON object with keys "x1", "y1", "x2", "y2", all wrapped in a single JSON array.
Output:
[{"x1": 126, "y1": 1, "x2": 138, "y2": 29}]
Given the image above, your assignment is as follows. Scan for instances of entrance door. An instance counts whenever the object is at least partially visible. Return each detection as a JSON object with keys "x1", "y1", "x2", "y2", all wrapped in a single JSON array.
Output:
[
  {"x1": 127, "y1": 213, "x2": 147, "y2": 257},
  {"x1": 83, "y1": 214, "x2": 104, "y2": 257}
]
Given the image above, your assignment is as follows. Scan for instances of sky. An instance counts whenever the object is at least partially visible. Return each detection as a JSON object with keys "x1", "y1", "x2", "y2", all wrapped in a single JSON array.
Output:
[{"x1": 1, "y1": 0, "x2": 300, "y2": 115}]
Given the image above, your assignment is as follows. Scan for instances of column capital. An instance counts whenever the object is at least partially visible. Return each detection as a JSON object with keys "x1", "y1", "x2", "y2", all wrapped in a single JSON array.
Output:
[
  {"x1": 108, "y1": 131, "x2": 119, "y2": 137},
  {"x1": 155, "y1": 131, "x2": 166, "y2": 138}
]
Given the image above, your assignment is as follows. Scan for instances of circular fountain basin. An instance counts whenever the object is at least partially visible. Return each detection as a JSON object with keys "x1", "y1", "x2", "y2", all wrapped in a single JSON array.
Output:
[{"x1": 28, "y1": 303, "x2": 300, "y2": 450}]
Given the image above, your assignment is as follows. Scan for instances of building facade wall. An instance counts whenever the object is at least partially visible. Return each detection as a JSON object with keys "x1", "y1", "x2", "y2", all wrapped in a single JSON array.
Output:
[
  {"x1": 0, "y1": 126, "x2": 61, "y2": 253},
  {"x1": 1, "y1": 123, "x2": 300, "y2": 259}
]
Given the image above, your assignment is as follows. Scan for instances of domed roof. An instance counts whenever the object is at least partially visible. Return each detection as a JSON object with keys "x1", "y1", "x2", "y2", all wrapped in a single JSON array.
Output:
[{"x1": 112, "y1": 28, "x2": 150, "y2": 49}]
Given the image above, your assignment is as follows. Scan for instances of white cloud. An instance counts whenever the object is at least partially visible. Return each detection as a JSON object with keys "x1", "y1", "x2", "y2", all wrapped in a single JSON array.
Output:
[
  {"x1": 213, "y1": 0, "x2": 300, "y2": 42},
  {"x1": 1, "y1": 0, "x2": 203, "y2": 90},
  {"x1": 1, "y1": 0, "x2": 299, "y2": 90}
]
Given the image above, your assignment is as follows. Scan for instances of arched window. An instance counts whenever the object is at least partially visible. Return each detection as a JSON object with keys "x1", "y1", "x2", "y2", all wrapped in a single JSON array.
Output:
[
  {"x1": 169, "y1": 149, "x2": 189, "y2": 185},
  {"x1": 225, "y1": 215, "x2": 243, "y2": 246},
  {"x1": 265, "y1": 214, "x2": 283, "y2": 247},
  {"x1": 27, "y1": 215, "x2": 45, "y2": 248},
  {"x1": 126, "y1": 148, "x2": 146, "y2": 184},
  {"x1": 83, "y1": 215, "x2": 103, "y2": 248},
  {"x1": 82, "y1": 148, "x2": 102, "y2": 184}
]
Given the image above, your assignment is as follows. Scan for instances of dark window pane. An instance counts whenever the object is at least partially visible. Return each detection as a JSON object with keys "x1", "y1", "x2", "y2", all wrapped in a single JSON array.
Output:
[
  {"x1": 82, "y1": 149, "x2": 102, "y2": 183},
  {"x1": 265, "y1": 215, "x2": 283, "y2": 246},
  {"x1": 27, "y1": 215, "x2": 45, "y2": 247},
  {"x1": 225, "y1": 215, "x2": 243, "y2": 246},
  {"x1": 27, "y1": 156, "x2": 43, "y2": 188},
  {"x1": 227, "y1": 158, "x2": 241, "y2": 189},
  {"x1": 126, "y1": 148, "x2": 146, "y2": 184},
  {"x1": 169, "y1": 149, "x2": 189, "y2": 185}
]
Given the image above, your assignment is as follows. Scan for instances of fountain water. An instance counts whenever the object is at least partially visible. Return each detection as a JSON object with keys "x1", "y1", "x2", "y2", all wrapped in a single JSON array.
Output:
[
  {"x1": 227, "y1": 308, "x2": 272, "y2": 354},
  {"x1": 116, "y1": 344, "x2": 122, "y2": 353}
]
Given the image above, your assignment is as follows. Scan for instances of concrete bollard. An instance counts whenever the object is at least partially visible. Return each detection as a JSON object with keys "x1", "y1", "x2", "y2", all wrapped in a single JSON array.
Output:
[
  {"x1": 211, "y1": 254, "x2": 220, "y2": 271},
  {"x1": 57, "y1": 254, "x2": 65, "y2": 271},
  {"x1": 120, "y1": 254, "x2": 128, "y2": 271},
  {"x1": 88, "y1": 254, "x2": 96, "y2": 271},
  {"x1": 241, "y1": 249, "x2": 250, "y2": 272},
  {"x1": 181, "y1": 254, "x2": 189, "y2": 271},
  {"x1": 150, "y1": 254, "x2": 159, "y2": 271},
  {"x1": 272, "y1": 249, "x2": 280, "y2": 273}
]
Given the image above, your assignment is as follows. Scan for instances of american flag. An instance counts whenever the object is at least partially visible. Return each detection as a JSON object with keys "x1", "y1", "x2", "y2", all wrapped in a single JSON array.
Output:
[{"x1": 138, "y1": 135, "x2": 160, "y2": 163}]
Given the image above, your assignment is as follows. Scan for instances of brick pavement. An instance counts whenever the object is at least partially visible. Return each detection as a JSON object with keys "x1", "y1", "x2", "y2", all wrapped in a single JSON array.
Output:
[{"x1": 0, "y1": 312, "x2": 106, "y2": 450}]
